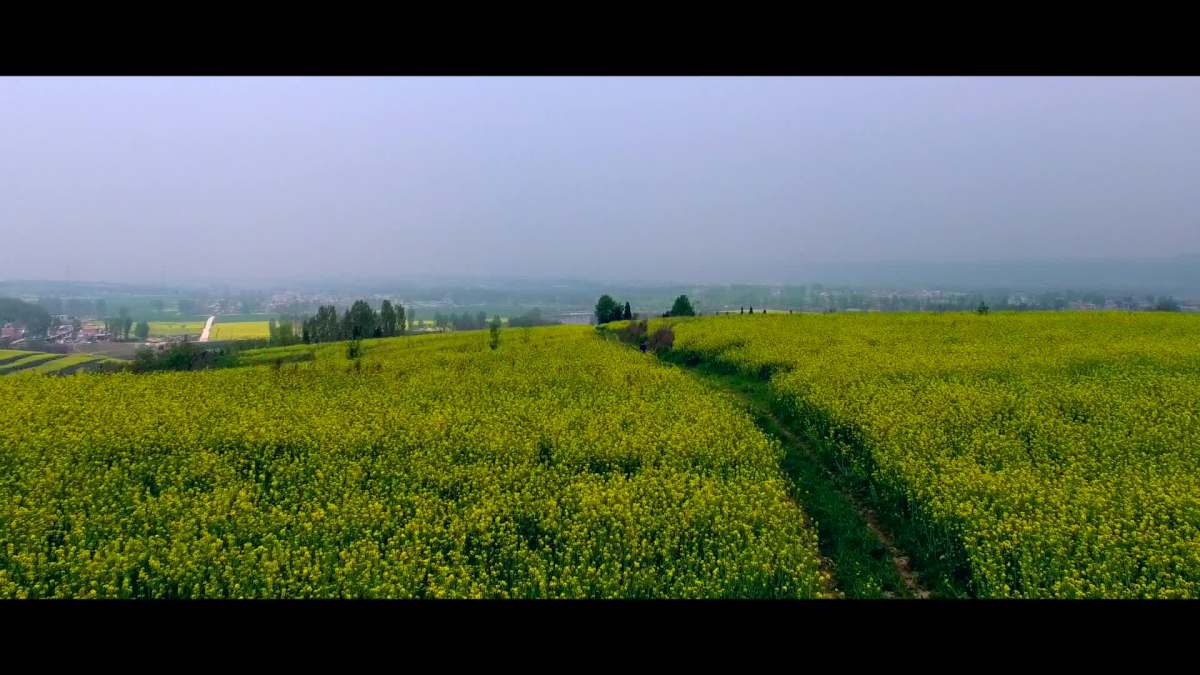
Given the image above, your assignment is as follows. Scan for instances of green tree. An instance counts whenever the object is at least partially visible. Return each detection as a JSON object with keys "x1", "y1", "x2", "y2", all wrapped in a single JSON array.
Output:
[
  {"x1": 670, "y1": 295, "x2": 695, "y2": 317},
  {"x1": 118, "y1": 309, "x2": 133, "y2": 340},
  {"x1": 321, "y1": 306, "x2": 340, "y2": 341},
  {"x1": 623, "y1": 302, "x2": 632, "y2": 320},
  {"x1": 396, "y1": 303, "x2": 406, "y2": 335},
  {"x1": 134, "y1": 320, "x2": 150, "y2": 340},
  {"x1": 489, "y1": 315, "x2": 501, "y2": 350},
  {"x1": 976, "y1": 301, "x2": 990, "y2": 315},
  {"x1": 277, "y1": 320, "x2": 296, "y2": 346},
  {"x1": 346, "y1": 300, "x2": 379, "y2": 339},
  {"x1": 594, "y1": 295, "x2": 620, "y2": 324},
  {"x1": 0, "y1": 297, "x2": 52, "y2": 337},
  {"x1": 133, "y1": 346, "x2": 158, "y2": 371},
  {"x1": 380, "y1": 300, "x2": 397, "y2": 337}
]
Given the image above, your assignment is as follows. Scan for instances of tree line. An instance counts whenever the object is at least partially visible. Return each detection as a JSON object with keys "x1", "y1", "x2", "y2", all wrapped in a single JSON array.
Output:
[
  {"x1": 100, "y1": 306, "x2": 150, "y2": 341},
  {"x1": 301, "y1": 300, "x2": 407, "y2": 344},
  {"x1": 267, "y1": 318, "x2": 303, "y2": 347},
  {"x1": 0, "y1": 297, "x2": 52, "y2": 337},
  {"x1": 432, "y1": 311, "x2": 491, "y2": 332},
  {"x1": 506, "y1": 307, "x2": 561, "y2": 328},
  {"x1": 594, "y1": 294, "x2": 696, "y2": 324},
  {"x1": 593, "y1": 296, "x2": 633, "y2": 324}
]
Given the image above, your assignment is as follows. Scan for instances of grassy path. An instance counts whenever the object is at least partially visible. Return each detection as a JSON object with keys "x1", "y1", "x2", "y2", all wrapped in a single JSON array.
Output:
[{"x1": 654, "y1": 353, "x2": 929, "y2": 599}]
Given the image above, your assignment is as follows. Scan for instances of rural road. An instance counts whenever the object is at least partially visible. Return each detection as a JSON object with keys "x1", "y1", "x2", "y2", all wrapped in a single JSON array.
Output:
[{"x1": 199, "y1": 316, "x2": 215, "y2": 342}]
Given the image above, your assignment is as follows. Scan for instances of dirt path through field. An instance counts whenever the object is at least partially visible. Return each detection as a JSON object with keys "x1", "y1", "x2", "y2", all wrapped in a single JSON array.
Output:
[
  {"x1": 748, "y1": 397, "x2": 931, "y2": 599},
  {"x1": 631, "y1": 341, "x2": 933, "y2": 599},
  {"x1": 199, "y1": 316, "x2": 215, "y2": 342}
]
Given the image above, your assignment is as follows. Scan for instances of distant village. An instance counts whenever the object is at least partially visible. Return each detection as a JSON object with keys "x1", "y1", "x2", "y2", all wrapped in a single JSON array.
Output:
[
  {"x1": 2, "y1": 282, "x2": 1195, "y2": 355},
  {"x1": 0, "y1": 315, "x2": 191, "y2": 351}
]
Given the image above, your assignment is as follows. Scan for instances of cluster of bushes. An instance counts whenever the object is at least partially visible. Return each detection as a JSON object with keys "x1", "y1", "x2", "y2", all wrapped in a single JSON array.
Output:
[
  {"x1": 613, "y1": 320, "x2": 675, "y2": 353},
  {"x1": 131, "y1": 341, "x2": 237, "y2": 373}
]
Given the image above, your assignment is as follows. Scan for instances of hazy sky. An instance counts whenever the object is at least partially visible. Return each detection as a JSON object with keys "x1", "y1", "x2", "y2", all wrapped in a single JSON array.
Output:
[{"x1": 2, "y1": 77, "x2": 1198, "y2": 284}]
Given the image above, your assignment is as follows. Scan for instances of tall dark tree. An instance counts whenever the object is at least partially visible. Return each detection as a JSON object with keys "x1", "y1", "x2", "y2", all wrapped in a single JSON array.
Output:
[
  {"x1": 397, "y1": 304, "x2": 406, "y2": 334},
  {"x1": 670, "y1": 295, "x2": 696, "y2": 317},
  {"x1": 303, "y1": 305, "x2": 337, "y2": 343},
  {"x1": 324, "y1": 306, "x2": 341, "y2": 341},
  {"x1": 116, "y1": 307, "x2": 132, "y2": 339},
  {"x1": 277, "y1": 320, "x2": 296, "y2": 345},
  {"x1": 623, "y1": 302, "x2": 632, "y2": 320},
  {"x1": 489, "y1": 315, "x2": 502, "y2": 350},
  {"x1": 594, "y1": 295, "x2": 620, "y2": 324},
  {"x1": 134, "y1": 320, "x2": 150, "y2": 340},
  {"x1": 380, "y1": 300, "x2": 397, "y2": 337}
]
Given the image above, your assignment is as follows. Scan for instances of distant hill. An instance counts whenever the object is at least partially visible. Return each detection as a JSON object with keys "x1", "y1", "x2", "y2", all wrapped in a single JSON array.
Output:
[{"x1": 784, "y1": 255, "x2": 1200, "y2": 296}]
